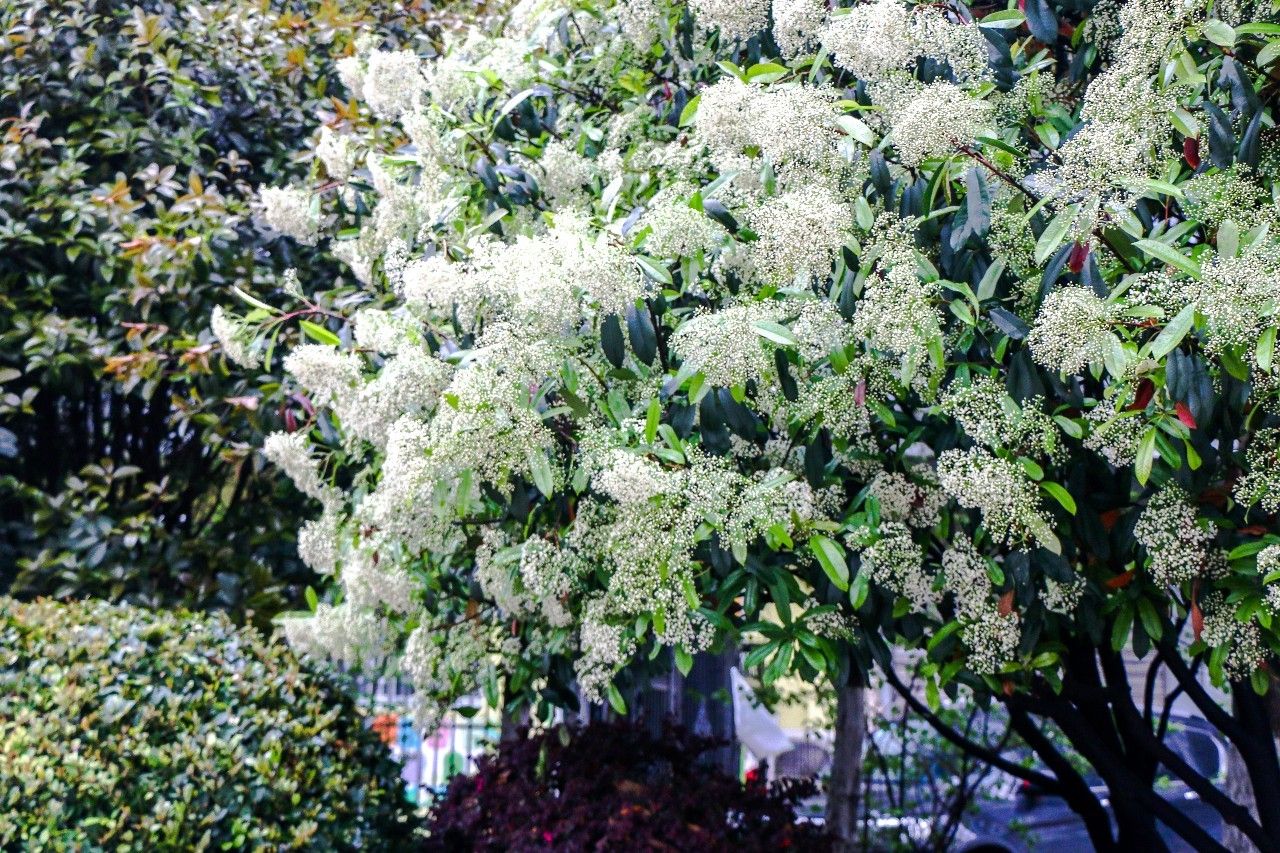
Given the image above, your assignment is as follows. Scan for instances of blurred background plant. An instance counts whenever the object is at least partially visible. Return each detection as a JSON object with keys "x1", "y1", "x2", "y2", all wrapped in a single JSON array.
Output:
[
  {"x1": 0, "y1": 0, "x2": 452, "y2": 627},
  {"x1": 0, "y1": 596, "x2": 419, "y2": 848}
]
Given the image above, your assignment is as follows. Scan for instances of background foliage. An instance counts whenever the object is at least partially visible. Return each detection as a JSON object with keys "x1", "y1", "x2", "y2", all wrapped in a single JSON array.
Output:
[
  {"x1": 0, "y1": 0, "x2": 444, "y2": 627},
  {"x1": 0, "y1": 596, "x2": 417, "y2": 849}
]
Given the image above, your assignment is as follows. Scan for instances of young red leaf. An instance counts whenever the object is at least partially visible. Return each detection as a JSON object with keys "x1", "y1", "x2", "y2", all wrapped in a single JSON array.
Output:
[{"x1": 1183, "y1": 137, "x2": 1201, "y2": 169}]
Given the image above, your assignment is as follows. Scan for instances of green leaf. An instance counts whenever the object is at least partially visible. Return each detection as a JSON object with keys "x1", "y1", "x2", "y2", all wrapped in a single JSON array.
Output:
[
  {"x1": 606, "y1": 683, "x2": 628, "y2": 715},
  {"x1": 1141, "y1": 179, "x2": 1184, "y2": 199},
  {"x1": 1145, "y1": 302, "x2": 1197, "y2": 360},
  {"x1": 644, "y1": 398, "x2": 660, "y2": 444},
  {"x1": 304, "y1": 585, "x2": 318, "y2": 612},
  {"x1": 674, "y1": 647, "x2": 694, "y2": 676},
  {"x1": 635, "y1": 255, "x2": 673, "y2": 284},
  {"x1": 836, "y1": 114, "x2": 876, "y2": 147},
  {"x1": 1034, "y1": 205, "x2": 1075, "y2": 265},
  {"x1": 1135, "y1": 427, "x2": 1157, "y2": 485},
  {"x1": 926, "y1": 620, "x2": 962, "y2": 652},
  {"x1": 298, "y1": 319, "x2": 340, "y2": 346},
  {"x1": 1237, "y1": 22, "x2": 1280, "y2": 35},
  {"x1": 601, "y1": 314, "x2": 625, "y2": 368},
  {"x1": 494, "y1": 87, "x2": 541, "y2": 124},
  {"x1": 977, "y1": 258, "x2": 1006, "y2": 302},
  {"x1": 1137, "y1": 598, "x2": 1164, "y2": 641},
  {"x1": 528, "y1": 450, "x2": 554, "y2": 499},
  {"x1": 1257, "y1": 326, "x2": 1276, "y2": 373},
  {"x1": 810, "y1": 534, "x2": 849, "y2": 591},
  {"x1": 1040, "y1": 481, "x2": 1077, "y2": 515},
  {"x1": 1217, "y1": 219, "x2": 1240, "y2": 258},
  {"x1": 231, "y1": 285, "x2": 279, "y2": 314},
  {"x1": 752, "y1": 320, "x2": 798, "y2": 347},
  {"x1": 678, "y1": 93, "x2": 701, "y2": 127},
  {"x1": 849, "y1": 568, "x2": 870, "y2": 609},
  {"x1": 746, "y1": 62, "x2": 788, "y2": 82},
  {"x1": 979, "y1": 9, "x2": 1026, "y2": 28},
  {"x1": 1111, "y1": 605, "x2": 1134, "y2": 652},
  {"x1": 1203, "y1": 19, "x2": 1236, "y2": 47},
  {"x1": 1135, "y1": 238, "x2": 1202, "y2": 280}
]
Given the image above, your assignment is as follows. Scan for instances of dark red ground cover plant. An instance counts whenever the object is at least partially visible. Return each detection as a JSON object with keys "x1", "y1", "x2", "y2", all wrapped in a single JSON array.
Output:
[{"x1": 424, "y1": 721, "x2": 830, "y2": 852}]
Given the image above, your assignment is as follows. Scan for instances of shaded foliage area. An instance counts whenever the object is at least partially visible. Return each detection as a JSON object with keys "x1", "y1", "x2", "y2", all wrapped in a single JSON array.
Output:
[
  {"x1": 425, "y1": 720, "x2": 828, "y2": 852},
  {"x1": 0, "y1": 596, "x2": 418, "y2": 848}
]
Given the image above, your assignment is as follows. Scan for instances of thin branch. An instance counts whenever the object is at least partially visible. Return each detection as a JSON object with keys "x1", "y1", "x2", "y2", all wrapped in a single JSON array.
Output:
[
  {"x1": 879, "y1": 665, "x2": 1062, "y2": 791},
  {"x1": 958, "y1": 145, "x2": 1141, "y2": 274}
]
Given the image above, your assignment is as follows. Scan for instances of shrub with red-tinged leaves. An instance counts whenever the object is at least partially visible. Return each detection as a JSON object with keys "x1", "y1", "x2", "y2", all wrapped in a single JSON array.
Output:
[{"x1": 424, "y1": 721, "x2": 830, "y2": 852}]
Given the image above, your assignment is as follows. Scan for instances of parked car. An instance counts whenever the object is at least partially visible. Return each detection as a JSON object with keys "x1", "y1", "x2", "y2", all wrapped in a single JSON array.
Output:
[
  {"x1": 957, "y1": 716, "x2": 1227, "y2": 852},
  {"x1": 784, "y1": 715, "x2": 1227, "y2": 851}
]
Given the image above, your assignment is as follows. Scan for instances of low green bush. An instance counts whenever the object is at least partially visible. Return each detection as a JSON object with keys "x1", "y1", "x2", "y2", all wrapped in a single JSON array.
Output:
[{"x1": 0, "y1": 597, "x2": 417, "y2": 850}]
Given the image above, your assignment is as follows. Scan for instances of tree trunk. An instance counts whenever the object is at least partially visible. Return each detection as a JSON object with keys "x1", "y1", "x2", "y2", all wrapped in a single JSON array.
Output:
[
  {"x1": 827, "y1": 681, "x2": 865, "y2": 852},
  {"x1": 1225, "y1": 743, "x2": 1261, "y2": 853}
]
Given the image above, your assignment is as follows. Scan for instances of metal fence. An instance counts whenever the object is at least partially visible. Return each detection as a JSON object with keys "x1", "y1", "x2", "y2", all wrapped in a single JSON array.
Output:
[{"x1": 353, "y1": 676, "x2": 501, "y2": 803}]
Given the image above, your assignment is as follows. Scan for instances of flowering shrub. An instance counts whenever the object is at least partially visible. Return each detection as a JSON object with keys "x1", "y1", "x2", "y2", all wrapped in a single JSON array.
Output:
[
  {"x1": 0, "y1": 0, "x2": 439, "y2": 624},
  {"x1": 0, "y1": 597, "x2": 416, "y2": 848},
  {"x1": 423, "y1": 721, "x2": 827, "y2": 851},
  {"x1": 231, "y1": 0, "x2": 1280, "y2": 846}
]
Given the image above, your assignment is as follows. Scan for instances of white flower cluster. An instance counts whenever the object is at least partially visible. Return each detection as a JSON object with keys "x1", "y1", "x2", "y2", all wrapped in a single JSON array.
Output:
[
  {"x1": 790, "y1": 300, "x2": 854, "y2": 364},
  {"x1": 822, "y1": 0, "x2": 988, "y2": 82},
  {"x1": 746, "y1": 187, "x2": 850, "y2": 284},
  {"x1": 258, "y1": 185, "x2": 319, "y2": 245},
  {"x1": 210, "y1": 306, "x2": 261, "y2": 369},
  {"x1": 531, "y1": 140, "x2": 612, "y2": 203},
  {"x1": 639, "y1": 186, "x2": 725, "y2": 259},
  {"x1": 941, "y1": 536, "x2": 1020, "y2": 674},
  {"x1": 316, "y1": 126, "x2": 356, "y2": 181},
  {"x1": 611, "y1": 0, "x2": 667, "y2": 50},
  {"x1": 1200, "y1": 592, "x2": 1264, "y2": 682},
  {"x1": 1084, "y1": 397, "x2": 1144, "y2": 467},
  {"x1": 340, "y1": 548, "x2": 417, "y2": 615},
  {"x1": 1234, "y1": 429, "x2": 1280, "y2": 514},
  {"x1": 868, "y1": 470, "x2": 945, "y2": 529},
  {"x1": 576, "y1": 597, "x2": 639, "y2": 703},
  {"x1": 402, "y1": 620, "x2": 494, "y2": 732},
  {"x1": 520, "y1": 536, "x2": 577, "y2": 627},
  {"x1": 362, "y1": 49, "x2": 427, "y2": 118},
  {"x1": 281, "y1": 602, "x2": 392, "y2": 671},
  {"x1": 296, "y1": 506, "x2": 343, "y2": 575},
  {"x1": 941, "y1": 377, "x2": 1061, "y2": 460},
  {"x1": 694, "y1": 80, "x2": 846, "y2": 185},
  {"x1": 882, "y1": 81, "x2": 992, "y2": 168},
  {"x1": 801, "y1": 598, "x2": 858, "y2": 641},
  {"x1": 1134, "y1": 485, "x2": 1214, "y2": 587},
  {"x1": 1027, "y1": 288, "x2": 1117, "y2": 375},
  {"x1": 689, "y1": 0, "x2": 770, "y2": 42},
  {"x1": 670, "y1": 303, "x2": 778, "y2": 389},
  {"x1": 262, "y1": 430, "x2": 334, "y2": 506},
  {"x1": 856, "y1": 522, "x2": 936, "y2": 610},
  {"x1": 404, "y1": 217, "x2": 647, "y2": 335},
  {"x1": 783, "y1": 370, "x2": 874, "y2": 439},
  {"x1": 1260, "y1": 545, "x2": 1280, "y2": 615},
  {"x1": 1030, "y1": 0, "x2": 1186, "y2": 222},
  {"x1": 772, "y1": 0, "x2": 826, "y2": 58},
  {"x1": 591, "y1": 450, "x2": 679, "y2": 505},
  {"x1": 1196, "y1": 241, "x2": 1280, "y2": 356},
  {"x1": 1043, "y1": 577, "x2": 1086, "y2": 615},
  {"x1": 936, "y1": 447, "x2": 1053, "y2": 548}
]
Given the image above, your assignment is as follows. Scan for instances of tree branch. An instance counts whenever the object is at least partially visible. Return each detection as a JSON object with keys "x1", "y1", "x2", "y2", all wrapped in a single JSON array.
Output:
[{"x1": 878, "y1": 664, "x2": 1062, "y2": 792}]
